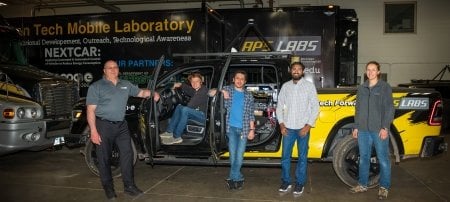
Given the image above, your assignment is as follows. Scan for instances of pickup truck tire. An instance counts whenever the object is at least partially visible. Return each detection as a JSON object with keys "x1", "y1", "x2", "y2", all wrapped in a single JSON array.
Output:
[
  {"x1": 84, "y1": 139, "x2": 137, "y2": 177},
  {"x1": 332, "y1": 135, "x2": 379, "y2": 188}
]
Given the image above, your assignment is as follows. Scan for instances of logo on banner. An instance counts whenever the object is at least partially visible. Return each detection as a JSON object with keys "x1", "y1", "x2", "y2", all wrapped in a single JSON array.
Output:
[
  {"x1": 241, "y1": 36, "x2": 321, "y2": 56},
  {"x1": 60, "y1": 72, "x2": 94, "y2": 87}
]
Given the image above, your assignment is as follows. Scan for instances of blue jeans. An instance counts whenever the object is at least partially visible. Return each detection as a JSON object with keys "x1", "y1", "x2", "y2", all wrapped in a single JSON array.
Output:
[
  {"x1": 166, "y1": 105, "x2": 205, "y2": 138},
  {"x1": 357, "y1": 130, "x2": 391, "y2": 188},
  {"x1": 227, "y1": 126, "x2": 247, "y2": 181},
  {"x1": 281, "y1": 128, "x2": 309, "y2": 186}
]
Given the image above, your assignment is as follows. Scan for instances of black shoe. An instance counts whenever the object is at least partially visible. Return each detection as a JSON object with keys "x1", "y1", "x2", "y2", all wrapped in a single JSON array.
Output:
[
  {"x1": 124, "y1": 185, "x2": 143, "y2": 196},
  {"x1": 235, "y1": 180, "x2": 244, "y2": 190},
  {"x1": 293, "y1": 184, "x2": 304, "y2": 195},
  {"x1": 226, "y1": 179, "x2": 236, "y2": 190},
  {"x1": 278, "y1": 182, "x2": 292, "y2": 193},
  {"x1": 104, "y1": 186, "x2": 117, "y2": 200}
]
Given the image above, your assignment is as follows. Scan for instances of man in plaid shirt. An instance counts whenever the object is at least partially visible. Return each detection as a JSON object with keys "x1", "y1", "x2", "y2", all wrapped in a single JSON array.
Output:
[
  {"x1": 222, "y1": 70, "x2": 255, "y2": 191},
  {"x1": 276, "y1": 62, "x2": 320, "y2": 196}
]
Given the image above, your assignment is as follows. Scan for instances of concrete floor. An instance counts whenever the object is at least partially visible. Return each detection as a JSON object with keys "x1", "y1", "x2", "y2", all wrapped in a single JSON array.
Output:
[{"x1": 1, "y1": 137, "x2": 449, "y2": 202}]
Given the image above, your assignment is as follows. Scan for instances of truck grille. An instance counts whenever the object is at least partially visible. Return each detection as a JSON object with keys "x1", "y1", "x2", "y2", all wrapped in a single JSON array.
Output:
[{"x1": 35, "y1": 80, "x2": 79, "y2": 119}]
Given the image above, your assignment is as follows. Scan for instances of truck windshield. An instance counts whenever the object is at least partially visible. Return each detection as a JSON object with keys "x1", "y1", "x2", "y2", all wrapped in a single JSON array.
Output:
[{"x1": 0, "y1": 38, "x2": 28, "y2": 66}]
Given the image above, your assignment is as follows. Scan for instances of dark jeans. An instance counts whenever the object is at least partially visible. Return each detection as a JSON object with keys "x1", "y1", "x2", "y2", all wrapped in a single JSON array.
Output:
[{"x1": 95, "y1": 118, "x2": 134, "y2": 188}]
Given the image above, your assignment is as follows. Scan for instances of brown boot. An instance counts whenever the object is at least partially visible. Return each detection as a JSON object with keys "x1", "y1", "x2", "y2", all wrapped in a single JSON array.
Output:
[{"x1": 378, "y1": 187, "x2": 389, "y2": 200}]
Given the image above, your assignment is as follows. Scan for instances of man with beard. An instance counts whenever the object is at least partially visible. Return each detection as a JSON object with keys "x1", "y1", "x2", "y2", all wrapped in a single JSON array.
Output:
[{"x1": 276, "y1": 62, "x2": 319, "y2": 196}]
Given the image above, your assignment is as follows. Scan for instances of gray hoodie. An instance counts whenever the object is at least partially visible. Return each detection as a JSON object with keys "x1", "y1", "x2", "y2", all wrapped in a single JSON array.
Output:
[{"x1": 354, "y1": 80, "x2": 395, "y2": 132}]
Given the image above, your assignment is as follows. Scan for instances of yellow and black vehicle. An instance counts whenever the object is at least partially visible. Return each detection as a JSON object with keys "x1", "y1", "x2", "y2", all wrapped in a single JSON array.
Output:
[{"x1": 71, "y1": 53, "x2": 446, "y2": 188}]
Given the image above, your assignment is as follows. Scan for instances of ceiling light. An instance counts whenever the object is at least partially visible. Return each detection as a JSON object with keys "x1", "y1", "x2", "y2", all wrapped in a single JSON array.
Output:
[{"x1": 0, "y1": 2, "x2": 7, "y2": 6}]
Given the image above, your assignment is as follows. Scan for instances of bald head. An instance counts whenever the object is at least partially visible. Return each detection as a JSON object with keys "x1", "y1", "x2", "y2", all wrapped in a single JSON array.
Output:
[{"x1": 103, "y1": 60, "x2": 119, "y2": 82}]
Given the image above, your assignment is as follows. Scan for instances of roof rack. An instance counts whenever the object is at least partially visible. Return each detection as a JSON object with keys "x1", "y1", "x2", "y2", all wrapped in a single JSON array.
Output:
[
  {"x1": 173, "y1": 51, "x2": 292, "y2": 58},
  {"x1": 224, "y1": 18, "x2": 274, "y2": 52},
  {"x1": 173, "y1": 18, "x2": 295, "y2": 63},
  {"x1": 173, "y1": 51, "x2": 293, "y2": 63}
]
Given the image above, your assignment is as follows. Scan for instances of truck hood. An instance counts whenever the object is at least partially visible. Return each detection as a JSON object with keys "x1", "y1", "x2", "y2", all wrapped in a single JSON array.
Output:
[
  {"x1": 0, "y1": 64, "x2": 75, "y2": 95},
  {"x1": 0, "y1": 64, "x2": 67, "y2": 82},
  {"x1": 0, "y1": 93, "x2": 40, "y2": 107}
]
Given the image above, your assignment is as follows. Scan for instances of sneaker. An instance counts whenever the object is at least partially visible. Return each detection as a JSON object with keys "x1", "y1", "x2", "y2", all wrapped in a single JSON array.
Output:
[
  {"x1": 161, "y1": 136, "x2": 172, "y2": 145},
  {"x1": 350, "y1": 185, "x2": 368, "y2": 193},
  {"x1": 378, "y1": 187, "x2": 389, "y2": 200},
  {"x1": 226, "y1": 179, "x2": 236, "y2": 190},
  {"x1": 172, "y1": 137, "x2": 183, "y2": 144},
  {"x1": 278, "y1": 183, "x2": 292, "y2": 193},
  {"x1": 103, "y1": 185, "x2": 117, "y2": 200},
  {"x1": 159, "y1": 132, "x2": 173, "y2": 138},
  {"x1": 162, "y1": 137, "x2": 183, "y2": 145},
  {"x1": 124, "y1": 185, "x2": 143, "y2": 197},
  {"x1": 235, "y1": 180, "x2": 244, "y2": 190},
  {"x1": 293, "y1": 184, "x2": 304, "y2": 195}
]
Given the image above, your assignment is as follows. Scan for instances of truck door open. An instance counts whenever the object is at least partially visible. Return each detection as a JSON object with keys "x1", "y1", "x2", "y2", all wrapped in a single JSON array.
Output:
[
  {"x1": 209, "y1": 54, "x2": 233, "y2": 163},
  {"x1": 140, "y1": 55, "x2": 164, "y2": 165}
]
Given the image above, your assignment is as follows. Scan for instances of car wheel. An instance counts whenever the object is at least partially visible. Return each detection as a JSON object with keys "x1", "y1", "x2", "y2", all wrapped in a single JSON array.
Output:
[
  {"x1": 332, "y1": 135, "x2": 380, "y2": 188},
  {"x1": 84, "y1": 139, "x2": 137, "y2": 177}
]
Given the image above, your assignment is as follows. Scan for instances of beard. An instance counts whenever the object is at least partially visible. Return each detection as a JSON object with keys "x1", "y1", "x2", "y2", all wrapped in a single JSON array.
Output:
[{"x1": 292, "y1": 74, "x2": 302, "y2": 81}]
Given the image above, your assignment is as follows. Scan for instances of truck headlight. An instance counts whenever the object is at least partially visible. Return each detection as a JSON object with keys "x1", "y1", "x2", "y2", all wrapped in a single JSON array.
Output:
[
  {"x1": 72, "y1": 110, "x2": 82, "y2": 121},
  {"x1": 17, "y1": 108, "x2": 25, "y2": 119},
  {"x1": 30, "y1": 108, "x2": 38, "y2": 118}
]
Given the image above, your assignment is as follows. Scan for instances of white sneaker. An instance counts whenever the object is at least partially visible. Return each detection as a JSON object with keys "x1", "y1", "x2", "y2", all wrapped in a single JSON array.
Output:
[
  {"x1": 172, "y1": 137, "x2": 183, "y2": 144},
  {"x1": 160, "y1": 132, "x2": 173, "y2": 138},
  {"x1": 161, "y1": 136, "x2": 173, "y2": 145},
  {"x1": 162, "y1": 137, "x2": 183, "y2": 145}
]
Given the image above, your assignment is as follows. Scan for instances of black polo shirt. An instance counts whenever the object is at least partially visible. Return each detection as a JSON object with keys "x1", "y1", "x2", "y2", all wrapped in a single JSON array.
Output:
[
  {"x1": 181, "y1": 83, "x2": 209, "y2": 114},
  {"x1": 86, "y1": 77, "x2": 140, "y2": 122}
]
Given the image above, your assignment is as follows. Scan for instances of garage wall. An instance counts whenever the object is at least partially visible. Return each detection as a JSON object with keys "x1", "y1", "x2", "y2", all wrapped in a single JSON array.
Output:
[
  {"x1": 1, "y1": 0, "x2": 449, "y2": 86},
  {"x1": 288, "y1": 0, "x2": 450, "y2": 85},
  {"x1": 331, "y1": 0, "x2": 450, "y2": 86}
]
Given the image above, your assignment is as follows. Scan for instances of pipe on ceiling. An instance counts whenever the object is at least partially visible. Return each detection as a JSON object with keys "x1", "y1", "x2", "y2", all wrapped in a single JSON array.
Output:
[{"x1": 31, "y1": 0, "x2": 258, "y2": 16}]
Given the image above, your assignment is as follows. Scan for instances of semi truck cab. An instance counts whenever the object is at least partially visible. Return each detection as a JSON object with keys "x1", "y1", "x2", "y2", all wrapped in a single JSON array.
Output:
[{"x1": 0, "y1": 16, "x2": 79, "y2": 155}]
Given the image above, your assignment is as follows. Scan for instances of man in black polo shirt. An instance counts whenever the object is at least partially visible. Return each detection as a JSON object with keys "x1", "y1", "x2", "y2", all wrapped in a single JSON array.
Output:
[
  {"x1": 86, "y1": 60, "x2": 159, "y2": 200},
  {"x1": 159, "y1": 72, "x2": 209, "y2": 144}
]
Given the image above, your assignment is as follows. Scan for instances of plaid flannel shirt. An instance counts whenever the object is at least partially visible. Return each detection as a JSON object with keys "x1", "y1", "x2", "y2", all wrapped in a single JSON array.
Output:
[{"x1": 223, "y1": 85, "x2": 255, "y2": 137}]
